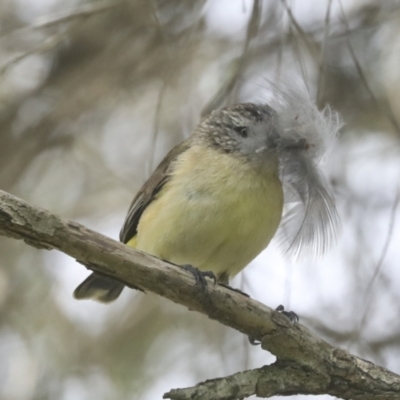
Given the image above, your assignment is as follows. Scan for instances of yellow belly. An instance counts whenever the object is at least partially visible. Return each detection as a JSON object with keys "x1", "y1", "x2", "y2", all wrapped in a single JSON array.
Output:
[{"x1": 128, "y1": 145, "x2": 283, "y2": 281}]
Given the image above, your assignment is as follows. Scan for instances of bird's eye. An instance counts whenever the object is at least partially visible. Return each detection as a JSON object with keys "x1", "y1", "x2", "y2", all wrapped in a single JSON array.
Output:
[{"x1": 234, "y1": 126, "x2": 248, "y2": 138}]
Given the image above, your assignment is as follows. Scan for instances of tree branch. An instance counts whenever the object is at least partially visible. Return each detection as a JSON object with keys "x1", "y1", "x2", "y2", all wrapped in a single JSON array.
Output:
[{"x1": 0, "y1": 190, "x2": 399, "y2": 399}]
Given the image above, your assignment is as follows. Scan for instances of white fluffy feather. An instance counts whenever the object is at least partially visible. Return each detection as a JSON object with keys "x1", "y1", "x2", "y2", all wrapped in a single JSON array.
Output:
[{"x1": 268, "y1": 82, "x2": 342, "y2": 257}]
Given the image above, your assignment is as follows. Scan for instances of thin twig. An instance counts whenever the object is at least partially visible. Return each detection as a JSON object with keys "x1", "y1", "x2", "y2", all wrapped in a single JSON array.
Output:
[
  {"x1": 1, "y1": 1, "x2": 125, "y2": 40},
  {"x1": 316, "y1": 0, "x2": 333, "y2": 106},
  {"x1": 201, "y1": 0, "x2": 262, "y2": 116},
  {"x1": 0, "y1": 34, "x2": 63, "y2": 75},
  {"x1": 0, "y1": 1, "x2": 126, "y2": 76},
  {"x1": 338, "y1": 0, "x2": 400, "y2": 135},
  {"x1": 356, "y1": 172, "x2": 400, "y2": 339}
]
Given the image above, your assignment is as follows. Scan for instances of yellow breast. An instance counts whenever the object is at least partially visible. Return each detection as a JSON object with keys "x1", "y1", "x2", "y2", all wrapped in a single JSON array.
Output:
[{"x1": 132, "y1": 145, "x2": 283, "y2": 281}]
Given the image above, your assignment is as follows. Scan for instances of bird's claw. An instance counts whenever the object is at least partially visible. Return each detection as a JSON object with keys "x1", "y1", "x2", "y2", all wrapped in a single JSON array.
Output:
[
  {"x1": 182, "y1": 265, "x2": 216, "y2": 290},
  {"x1": 276, "y1": 304, "x2": 299, "y2": 324}
]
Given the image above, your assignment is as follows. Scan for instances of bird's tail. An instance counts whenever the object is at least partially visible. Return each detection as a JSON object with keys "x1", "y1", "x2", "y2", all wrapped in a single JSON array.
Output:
[{"x1": 73, "y1": 273, "x2": 124, "y2": 303}]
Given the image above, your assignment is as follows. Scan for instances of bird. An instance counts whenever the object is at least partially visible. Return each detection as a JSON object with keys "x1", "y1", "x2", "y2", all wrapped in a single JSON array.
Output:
[{"x1": 73, "y1": 84, "x2": 340, "y2": 303}]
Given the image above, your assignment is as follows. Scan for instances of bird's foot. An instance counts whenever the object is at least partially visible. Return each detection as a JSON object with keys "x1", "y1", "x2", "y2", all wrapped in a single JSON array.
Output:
[
  {"x1": 182, "y1": 265, "x2": 216, "y2": 290},
  {"x1": 248, "y1": 305, "x2": 299, "y2": 345},
  {"x1": 276, "y1": 304, "x2": 299, "y2": 324}
]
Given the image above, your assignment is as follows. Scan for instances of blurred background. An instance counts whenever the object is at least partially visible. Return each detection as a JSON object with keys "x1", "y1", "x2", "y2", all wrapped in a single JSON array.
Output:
[{"x1": 1, "y1": 0, "x2": 400, "y2": 399}]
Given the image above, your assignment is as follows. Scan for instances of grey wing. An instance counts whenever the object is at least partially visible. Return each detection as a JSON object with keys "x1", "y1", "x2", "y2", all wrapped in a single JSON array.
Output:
[{"x1": 119, "y1": 140, "x2": 191, "y2": 244}]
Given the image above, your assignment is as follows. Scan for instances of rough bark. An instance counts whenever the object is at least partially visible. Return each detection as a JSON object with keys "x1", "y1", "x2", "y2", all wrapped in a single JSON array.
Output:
[{"x1": 0, "y1": 190, "x2": 399, "y2": 400}]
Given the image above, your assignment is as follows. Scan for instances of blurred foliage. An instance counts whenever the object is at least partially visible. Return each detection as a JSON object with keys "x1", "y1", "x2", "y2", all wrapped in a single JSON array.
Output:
[{"x1": 1, "y1": 0, "x2": 400, "y2": 399}]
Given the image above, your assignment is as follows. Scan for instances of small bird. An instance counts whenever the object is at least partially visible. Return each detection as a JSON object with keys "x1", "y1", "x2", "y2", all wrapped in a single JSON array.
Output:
[{"x1": 74, "y1": 84, "x2": 340, "y2": 302}]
